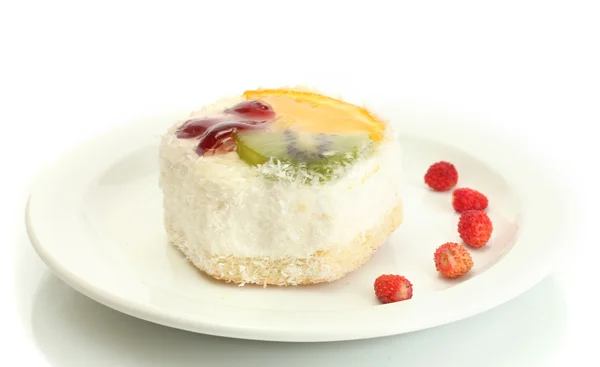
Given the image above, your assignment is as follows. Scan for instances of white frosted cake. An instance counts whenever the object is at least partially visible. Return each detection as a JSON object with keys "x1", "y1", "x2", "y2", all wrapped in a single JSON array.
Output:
[{"x1": 159, "y1": 88, "x2": 403, "y2": 286}]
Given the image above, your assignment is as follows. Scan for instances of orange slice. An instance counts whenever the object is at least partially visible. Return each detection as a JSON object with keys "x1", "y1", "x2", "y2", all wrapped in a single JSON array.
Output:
[{"x1": 243, "y1": 88, "x2": 386, "y2": 143}]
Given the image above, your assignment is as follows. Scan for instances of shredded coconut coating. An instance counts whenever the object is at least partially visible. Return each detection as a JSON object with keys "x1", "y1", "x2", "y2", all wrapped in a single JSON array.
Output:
[
  {"x1": 158, "y1": 92, "x2": 404, "y2": 285},
  {"x1": 166, "y1": 203, "x2": 403, "y2": 286}
]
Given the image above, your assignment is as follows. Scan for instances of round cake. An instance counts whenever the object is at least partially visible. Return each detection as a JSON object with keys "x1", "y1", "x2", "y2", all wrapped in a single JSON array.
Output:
[{"x1": 158, "y1": 87, "x2": 403, "y2": 286}]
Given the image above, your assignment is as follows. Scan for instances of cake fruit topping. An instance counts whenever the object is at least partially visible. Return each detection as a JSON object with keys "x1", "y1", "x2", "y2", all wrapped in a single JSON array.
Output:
[
  {"x1": 458, "y1": 210, "x2": 493, "y2": 248},
  {"x1": 176, "y1": 117, "x2": 227, "y2": 139},
  {"x1": 374, "y1": 274, "x2": 413, "y2": 304},
  {"x1": 243, "y1": 89, "x2": 386, "y2": 142},
  {"x1": 177, "y1": 112, "x2": 274, "y2": 156},
  {"x1": 424, "y1": 161, "x2": 459, "y2": 191},
  {"x1": 434, "y1": 242, "x2": 474, "y2": 278},
  {"x1": 452, "y1": 187, "x2": 488, "y2": 213},
  {"x1": 197, "y1": 136, "x2": 237, "y2": 156},
  {"x1": 234, "y1": 129, "x2": 371, "y2": 166},
  {"x1": 176, "y1": 89, "x2": 386, "y2": 162},
  {"x1": 224, "y1": 100, "x2": 275, "y2": 119},
  {"x1": 195, "y1": 121, "x2": 265, "y2": 154}
]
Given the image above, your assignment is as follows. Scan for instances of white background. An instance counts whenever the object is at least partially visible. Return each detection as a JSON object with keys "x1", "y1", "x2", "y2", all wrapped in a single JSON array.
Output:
[{"x1": 1, "y1": 0, "x2": 598, "y2": 365}]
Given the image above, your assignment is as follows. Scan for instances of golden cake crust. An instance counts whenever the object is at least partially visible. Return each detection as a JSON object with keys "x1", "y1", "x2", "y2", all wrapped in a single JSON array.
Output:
[{"x1": 165, "y1": 203, "x2": 403, "y2": 286}]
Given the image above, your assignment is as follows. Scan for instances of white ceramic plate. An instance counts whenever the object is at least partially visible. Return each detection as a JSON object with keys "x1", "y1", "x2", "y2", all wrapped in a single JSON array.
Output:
[{"x1": 26, "y1": 101, "x2": 566, "y2": 342}]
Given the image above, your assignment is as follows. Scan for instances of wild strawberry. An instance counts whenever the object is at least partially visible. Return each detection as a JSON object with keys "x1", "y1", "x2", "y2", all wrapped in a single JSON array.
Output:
[
  {"x1": 452, "y1": 187, "x2": 488, "y2": 213},
  {"x1": 424, "y1": 161, "x2": 458, "y2": 191},
  {"x1": 458, "y1": 210, "x2": 493, "y2": 248},
  {"x1": 434, "y1": 242, "x2": 474, "y2": 278},
  {"x1": 374, "y1": 274, "x2": 413, "y2": 304}
]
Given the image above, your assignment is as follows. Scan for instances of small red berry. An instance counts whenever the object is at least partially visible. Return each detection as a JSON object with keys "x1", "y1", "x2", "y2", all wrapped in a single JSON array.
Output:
[
  {"x1": 452, "y1": 188, "x2": 489, "y2": 213},
  {"x1": 458, "y1": 210, "x2": 493, "y2": 248},
  {"x1": 374, "y1": 274, "x2": 413, "y2": 304},
  {"x1": 424, "y1": 161, "x2": 458, "y2": 191},
  {"x1": 434, "y1": 242, "x2": 474, "y2": 278}
]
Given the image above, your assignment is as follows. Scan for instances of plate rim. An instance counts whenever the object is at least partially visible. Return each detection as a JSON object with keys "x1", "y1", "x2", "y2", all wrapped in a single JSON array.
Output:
[{"x1": 24, "y1": 102, "x2": 570, "y2": 342}]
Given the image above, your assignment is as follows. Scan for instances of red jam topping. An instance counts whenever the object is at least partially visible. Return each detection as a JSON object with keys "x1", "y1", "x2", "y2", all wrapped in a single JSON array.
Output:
[
  {"x1": 224, "y1": 100, "x2": 275, "y2": 119},
  {"x1": 192, "y1": 120, "x2": 265, "y2": 155},
  {"x1": 176, "y1": 100, "x2": 274, "y2": 156}
]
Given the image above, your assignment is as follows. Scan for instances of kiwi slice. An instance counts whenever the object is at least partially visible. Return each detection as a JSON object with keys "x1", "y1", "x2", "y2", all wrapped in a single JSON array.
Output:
[{"x1": 233, "y1": 129, "x2": 373, "y2": 181}]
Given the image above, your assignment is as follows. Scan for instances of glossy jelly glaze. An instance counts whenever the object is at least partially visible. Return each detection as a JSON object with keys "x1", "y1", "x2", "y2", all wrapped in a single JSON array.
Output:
[{"x1": 176, "y1": 100, "x2": 274, "y2": 156}]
